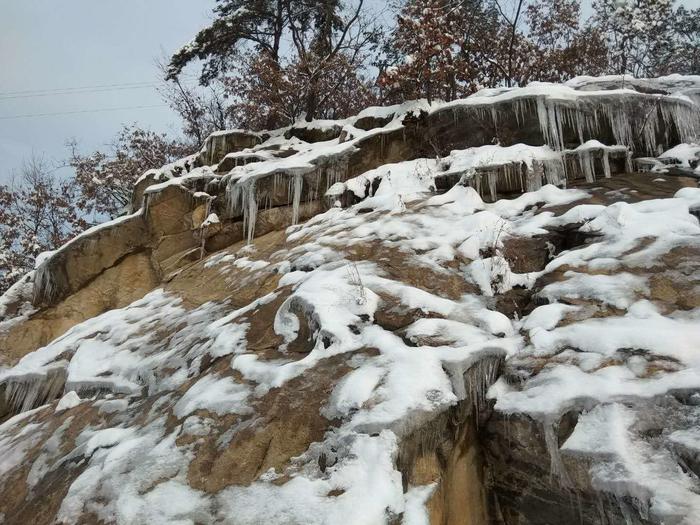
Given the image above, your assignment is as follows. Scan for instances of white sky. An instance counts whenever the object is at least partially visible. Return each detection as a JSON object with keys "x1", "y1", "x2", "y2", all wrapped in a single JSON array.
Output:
[
  {"x1": 0, "y1": 0, "x2": 216, "y2": 182},
  {"x1": 1, "y1": 0, "x2": 699, "y2": 182}
]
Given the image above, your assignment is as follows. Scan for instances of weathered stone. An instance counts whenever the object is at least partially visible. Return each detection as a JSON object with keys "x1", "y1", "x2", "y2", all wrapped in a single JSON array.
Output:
[
  {"x1": 201, "y1": 130, "x2": 264, "y2": 166},
  {"x1": 284, "y1": 123, "x2": 343, "y2": 143},
  {"x1": 0, "y1": 252, "x2": 159, "y2": 367}
]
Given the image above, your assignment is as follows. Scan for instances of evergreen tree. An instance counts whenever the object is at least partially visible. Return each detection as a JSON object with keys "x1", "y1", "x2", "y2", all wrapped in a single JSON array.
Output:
[{"x1": 167, "y1": 0, "x2": 287, "y2": 84}]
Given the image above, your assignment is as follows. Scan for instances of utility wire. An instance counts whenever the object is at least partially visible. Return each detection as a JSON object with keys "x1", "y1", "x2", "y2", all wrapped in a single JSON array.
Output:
[
  {"x1": 0, "y1": 75, "x2": 200, "y2": 99},
  {"x1": 0, "y1": 80, "x2": 160, "y2": 96},
  {"x1": 0, "y1": 84, "x2": 161, "y2": 101},
  {"x1": 0, "y1": 104, "x2": 170, "y2": 121}
]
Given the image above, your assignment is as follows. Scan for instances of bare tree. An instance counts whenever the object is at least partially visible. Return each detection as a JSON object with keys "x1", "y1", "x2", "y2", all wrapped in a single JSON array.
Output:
[
  {"x1": 157, "y1": 60, "x2": 231, "y2": 147},
  {"x1": 69, "y1": 125, "x2": 191, "y2": 219},
  {"x1": 0, "y1": 155, "x2": 87, "y2": 294},
  {"x1": 492, "y1": 0, "x2": 526, "y2": 87}
]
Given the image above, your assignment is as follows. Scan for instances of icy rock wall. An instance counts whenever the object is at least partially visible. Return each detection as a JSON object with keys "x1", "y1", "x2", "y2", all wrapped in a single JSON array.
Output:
[
  {"x1": 216, "y1": 87, "x2": 699, "y2": 243},
  {"x1": 225, "y1": 155, "x2": 350, "y2": 243}
]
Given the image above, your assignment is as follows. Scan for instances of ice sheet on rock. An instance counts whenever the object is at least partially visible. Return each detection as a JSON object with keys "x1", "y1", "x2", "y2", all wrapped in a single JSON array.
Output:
[
  {"x1": 0, "y1": 289, "x2": 251, "y2": 407},
  {"x1": 538, "y1": 271, "x2": 649, "y2": 309},
  {"x1": 27, "y1": 416, "x2": 73, "y2": 489},
  {"x1": 0, "y1": 270, "x2": 36, "y2": 326},
  {"x1": 353, "y1": 99, "x2": 432, "y2": 122},
  {"x1": 521, "y1": 303, "x2": 579, "y2": 332},
  {"x1": 55, "y1": 391, "x2": 81, "y2": 412},
  {"x1": 444, "y1": 143, "x2": 560, "y2": 175},
  {"x1": 58, "y1": 417, "x2": 211, "y2": 525},
  {"x1": 403, "y1": 318, "x2": 492, "y2": 347},
  {"x1": 566, "y1": 74, "x2": 700, "y2": 94},
  {"x1": 544, "y1": 195, "x2": 700, "y2": 274},
  {"x1": 530, "y1": 301, "x2": 700, "y2": 364},
  {"x1": 467, "y1": 256, "x2": 537, "y2": 297},
  {"x1": 562, "y1": 403, "x2": 700, "y2": 522},
  {"x1": 491, "y1": 363, "x2": 700, "y2": 418},
  {"x1": 237, "y1": 262, "x2": 380, "y2": 390},
  {"x1": 134, "y1": 153, "x2": 200, "y2": 188},
  {"x1": 0, "y1": 411, "x2": 45, "y2": 485},
  {"x1": 322, "y1": 363, "x2": 386, "y2": 420},
  {"x1": 659, "y1": 143, "x2": 700, "y2": 169},
  {"x1": 173, "y1": 374, "x2": 251, "y2": 418},
  {"x1": 216, "y1": 431, "x2": 404, "y2": 525},
  {"x1": 344, "y1": 159, "x2": 437, "y2": 201},
  {"x1": 402, "y1": 484, "x2": 437, "y2": 525}
]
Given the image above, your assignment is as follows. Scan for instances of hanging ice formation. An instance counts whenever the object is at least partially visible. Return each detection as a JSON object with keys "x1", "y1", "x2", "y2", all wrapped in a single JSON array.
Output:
[
  {"x1": 225, "y1": 154, "x2": 349, "y2": 243},
  {"x1": 222, "y1": 90, "x2": 699, "y2": 239},
  {"x1": 1, "y1": 366, "x2": 67, "y2": 416},
  {"x1": 227, "y1": 177, "x2": 258, "y2": 244},
  {"x1": 532, "y1": 95, "x2": 699, "y2": 154},
  {"x1": 291, "y1": 174, "x2": 303, "y2": 225}
]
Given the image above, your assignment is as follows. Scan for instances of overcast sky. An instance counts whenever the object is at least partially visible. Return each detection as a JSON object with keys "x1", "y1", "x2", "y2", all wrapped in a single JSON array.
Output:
[
  {"x1": 1, "y1": 0, "x2": 699, "y2": 183},
  {"x1": 0, "y1": 0, "x2": 215, "y2": 182}
]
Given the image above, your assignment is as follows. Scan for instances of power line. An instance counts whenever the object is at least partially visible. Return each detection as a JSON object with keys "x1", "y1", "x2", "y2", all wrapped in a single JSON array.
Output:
[
  {"x1": 0, "y1": 84, "x2": 162, "y2": 101},
  {"x1": 0, "y1": 75, "x2": 199, "y2": 98},
  {"x1": 0, "y1": 104, "x2": 171, "y2": 121},
  {"x1": 0, "y1": 75, "x2": 197, "y2": 100},
  {"x1": 0, "y1": 80, "x2": 160, "y2": 97}
]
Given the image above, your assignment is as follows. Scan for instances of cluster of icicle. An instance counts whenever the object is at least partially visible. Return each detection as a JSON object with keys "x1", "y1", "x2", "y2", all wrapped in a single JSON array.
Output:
[
  {"x1": 226, "y1": 156, "x2": 349, "y2": 243},
  {"x1": 1, "y1": 366, "x2": 66, "y2": 416},
  {"x1": 464, "y1": 92, "x2": 698, "y2": 199},
  {"x1": 521, "y1": 95, "x2": 699, "y2": 154},
  {"x1": 226, "y1": 90, "x2": 699, "y2": 242}
]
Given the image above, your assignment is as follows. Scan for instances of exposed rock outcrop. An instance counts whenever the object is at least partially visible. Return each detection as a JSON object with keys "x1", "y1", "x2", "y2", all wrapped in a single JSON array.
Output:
[{"x1": 1, "y1": 76, "x2": 700, "y2": 525}]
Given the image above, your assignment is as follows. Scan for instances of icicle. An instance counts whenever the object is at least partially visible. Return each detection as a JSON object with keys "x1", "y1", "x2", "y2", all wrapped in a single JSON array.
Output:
[
  {"x1": 602, "y1": 149, "x2": 611, "y2": 178},
  {"x1": 578, "y1": 150, "x2": 596, "y2": 183},
  {"x1": 3, "y1": 367, "x2": 67, "y2": 415},
  {"x1": 33, "y1": 258, "x2": 61, "y2": 306},
  {"x1": 244, "y1": 181, "x2": 258, "y2": 243},
  {"x1": 198, "y1": 196, "x2": 214, "y2": 260},
  {"x1": 527, "y1": 160, "x2": 544, "y2": 192},
  {"x1": 625, "y1": 151, "x2": 634, "y2": 173},
  {"x1": 543, "y1": 158, "x2": 567, "y2": 187},
  {"x1": 543, "y1": 420, "x2": 572, "y2": 487},
  {"x1": 226, "y1": 177, "x2": 258, "y2": 243},
  {"x1": 487, "y1": 170, "x2": 498, "y2": 202},
  {"x1": 444, "y1": 355, "x2": 502, "y2": 422},
  {"x1": 536, "y1": 98, "x2": 552, "y2": 148},
  {"x1": 469, "y1": 170, "x2": 482, "y2": 198},
  {"x1": 465, "y1": 357, "x2": 502, "y2": 422},
  {"x1": 536, "y1": 98, "x2": 568, "y2": 151},
  {"x1": 291, "y1": 174, "x2": 303, "y2": 225},
  {"x1": 574, "y1": 108, "x2": 585, "y2": 146}
]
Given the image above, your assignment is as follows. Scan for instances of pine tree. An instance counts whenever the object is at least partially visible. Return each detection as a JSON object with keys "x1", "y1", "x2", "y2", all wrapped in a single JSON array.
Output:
[
  {"x1": 526, "y1": 0, "x2": 608, "y2": 82},
  {"x1": 167, "y1": 0, "x2": 287, "y2": 84},
  {"x1": 168, "y1": 0, "x2": 377, "y2": 128}
]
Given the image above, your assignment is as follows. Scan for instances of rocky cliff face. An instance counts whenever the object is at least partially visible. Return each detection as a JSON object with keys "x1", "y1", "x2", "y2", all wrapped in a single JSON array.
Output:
[{"x1": 1, "y1": 76, "x2": 700, "y2": 525}]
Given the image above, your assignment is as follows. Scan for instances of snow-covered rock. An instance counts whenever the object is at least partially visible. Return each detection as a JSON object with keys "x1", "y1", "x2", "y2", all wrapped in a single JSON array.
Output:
[{"x1": 0, "y1": 76, "x2": 700, "y2": 524}]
